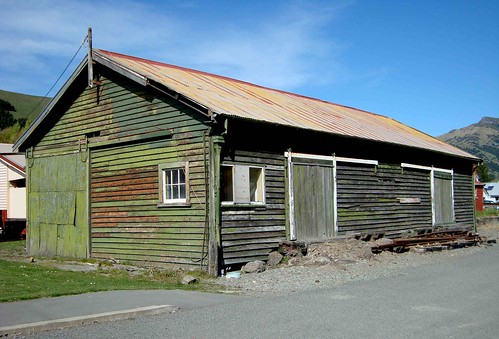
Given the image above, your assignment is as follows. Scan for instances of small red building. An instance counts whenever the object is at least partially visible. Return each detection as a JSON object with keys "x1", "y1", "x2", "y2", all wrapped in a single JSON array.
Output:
[{"x1": 475, "y1": 173, "x2": 484, "y2": 212}]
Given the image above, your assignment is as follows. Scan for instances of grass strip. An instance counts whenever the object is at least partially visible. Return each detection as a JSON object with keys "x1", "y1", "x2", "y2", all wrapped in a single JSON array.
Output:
[{"x1": 0, "y1": 259, "x2": 188, "y2": 302}]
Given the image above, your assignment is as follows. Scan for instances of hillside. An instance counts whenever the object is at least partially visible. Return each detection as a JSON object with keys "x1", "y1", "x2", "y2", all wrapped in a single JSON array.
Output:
[
  {"x1": 0, "y1": 89, "x2": 51, "y2": 120},
  {"x1": 438, "y1": 117, "x2": 499, "y2": 180},
  {"x1": 0, "y1": 89, "x2": 52, "y2": 144}
]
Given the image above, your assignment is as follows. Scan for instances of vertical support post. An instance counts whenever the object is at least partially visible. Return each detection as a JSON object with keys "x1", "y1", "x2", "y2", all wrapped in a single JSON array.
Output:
[
  {"x1": 450, "y1": 169, "x2": 455, "y2": 223},
  {"x1": 25, "y1": 148, "x2": 34, "y2": 254},
  {"x1": 472, "y1": 169, "x2": 478, "y2": 232},
  {"x1": 332, "y1": 154, "x2": 338, "y2": 235},
  {"x1": 430, "y1": 166, "x2": 435, "y2": 227},
  {"x1": 208, "y1": 135, "x2": 224, "y2": 276},
  {"x1": 87, "y1": 27, "x2": 93, "y2": 88},
  {"x1": 286, "y1": 150, "x2": 296, "y2": 240}
]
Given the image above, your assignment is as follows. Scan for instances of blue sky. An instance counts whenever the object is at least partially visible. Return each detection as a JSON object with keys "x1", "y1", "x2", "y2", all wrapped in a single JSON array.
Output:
[{"x1": 0, "y1": 0, "x2": 497, "y2": 136}]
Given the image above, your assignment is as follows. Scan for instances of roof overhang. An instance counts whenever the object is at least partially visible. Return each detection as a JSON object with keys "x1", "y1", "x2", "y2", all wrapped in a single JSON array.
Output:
[{"x1": 0, "y1": 155, "x2": 25, "y2": 176}]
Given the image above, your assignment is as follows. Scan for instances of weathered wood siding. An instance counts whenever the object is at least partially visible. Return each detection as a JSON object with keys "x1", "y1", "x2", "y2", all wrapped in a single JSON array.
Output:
[
  {"x1": 27, "y1": 69, "x2": 210, "y2": 267},
  {"x1": 90, "y1": 138, "x2": 208, "y2": 267},
  {"x1": 220, "y1": 150, "x2": 286, "y2": 265},
  {"x1": 453, "y1": 173, "x2": 474, "y2": 228},
  {"x1": 336, "y1": 164, "x2": 432, "y2": 234},
  {"x1": 87, "y1": 73, "x2": 209, "y2": 267}
]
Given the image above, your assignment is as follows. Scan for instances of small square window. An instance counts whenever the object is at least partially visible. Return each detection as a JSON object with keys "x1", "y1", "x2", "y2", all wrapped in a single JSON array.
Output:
[
  {"x1": 158, "y1": 162, "x2": 189, "y2": 206},
  {"x1": 222, "y1": 164, "x2": 265, "y2": 205}
]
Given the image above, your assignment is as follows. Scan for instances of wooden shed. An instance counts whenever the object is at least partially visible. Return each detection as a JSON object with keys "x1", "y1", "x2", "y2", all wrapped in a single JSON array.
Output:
[{"x1": 14, "y1": 49, "x2": 479, "y2": 274}]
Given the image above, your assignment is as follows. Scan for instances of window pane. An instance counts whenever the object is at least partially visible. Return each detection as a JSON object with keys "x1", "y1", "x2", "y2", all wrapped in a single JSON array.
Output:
[
  {"x1": 172, "y1": 170, "x2": 179, "y2": 184},
  {"x1": 174, "y1": 185, "x2": 179, "y2": 200},
  {"x1": 166, "y1": 184, "x2": 173, "y2": 200},
  {"x1": 180, "y1": 183, "x2": 186, "y2": 199},
  {"x1": 166, "y1": 170, "x2": 174, "y2": 186}
]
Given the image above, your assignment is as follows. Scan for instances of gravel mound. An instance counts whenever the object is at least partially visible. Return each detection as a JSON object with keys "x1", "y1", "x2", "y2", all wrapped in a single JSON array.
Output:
[{"x1": 217, "y1": 231, "x2": 497, "y2": 296}]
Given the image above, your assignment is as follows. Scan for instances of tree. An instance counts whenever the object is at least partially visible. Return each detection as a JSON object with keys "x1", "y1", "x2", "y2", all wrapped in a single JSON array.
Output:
[
  {"x1": 476, "y1": 162, "x2": 492, "y2": 182},
  {"x1": 0, "y1": 99, "x2": 16, "y2": 130}
]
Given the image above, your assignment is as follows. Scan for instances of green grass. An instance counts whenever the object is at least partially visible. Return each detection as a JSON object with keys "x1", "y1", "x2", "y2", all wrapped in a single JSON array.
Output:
[
  {"x1": 477, "y1": 208, "x2": 499, "y2": 218},
  {"x1": 0, "y1": 240, "x2": 217, "y2": 302},
  {"x1": 0, "y1": 239, "x2": 26, "y2": 254}
]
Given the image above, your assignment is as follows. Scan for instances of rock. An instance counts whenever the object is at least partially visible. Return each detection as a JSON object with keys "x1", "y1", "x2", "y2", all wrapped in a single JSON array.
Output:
[
  {"x1": 288, "y1": 249, "x2": 303, "y2": 257},
  {"x1": 287, "y1": 257, "x2": 302, "y2": 266},
  {"x1": 303, "y1": 256, "x2": 331, "y2": 266},
  {"x1": 267, "y1": 251, "x2": 283, "y2": 267},
  {"x1": 374, "y1": 238, "x2": 394, "y2": 246},
  {"x1": 363, "y1": 247, "x2": 375, "y2": 259},
  {"x1": 279, "y1": 241, "x2": 308, "y2": 256},
  {"x1": 410, "y1": 247, "x2": 426, "y2": 253},
  {"x1": 181, "y1": 275, "x2": 198, "y2": 285},
  {"x1": 242, "y1": 260, "x2": 266, "y2": 274}
]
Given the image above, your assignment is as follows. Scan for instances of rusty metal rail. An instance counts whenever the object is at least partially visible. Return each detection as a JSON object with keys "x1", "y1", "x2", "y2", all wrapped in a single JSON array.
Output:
[{"x1": 370, "y1": 230, "x2": 485, "y2": 253}]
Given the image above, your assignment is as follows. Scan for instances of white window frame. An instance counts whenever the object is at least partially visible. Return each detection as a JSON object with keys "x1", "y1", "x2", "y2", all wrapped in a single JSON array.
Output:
[
  {"x1": 158, "y1": 161, "x2": 189, "y2": 206},
  {"x1": 221, "y1": 164, "x2": 265, "y2": 206}
]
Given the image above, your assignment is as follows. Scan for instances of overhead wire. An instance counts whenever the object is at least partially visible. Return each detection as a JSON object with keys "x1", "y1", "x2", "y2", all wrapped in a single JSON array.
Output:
[{"x1": 26, "y1": 34, "x2": 89, "y2": 120}]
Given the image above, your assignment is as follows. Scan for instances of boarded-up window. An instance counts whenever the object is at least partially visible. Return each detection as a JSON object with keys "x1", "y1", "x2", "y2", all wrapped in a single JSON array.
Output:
[
  {"x1": 433, "y1": 171, "x2": 454, "y2": 225},
  {"x1": 221, "y1": 165, "x2": 265, "y2": 204}
]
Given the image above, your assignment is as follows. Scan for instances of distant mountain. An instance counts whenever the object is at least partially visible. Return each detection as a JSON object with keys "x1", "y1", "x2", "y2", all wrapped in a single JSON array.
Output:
[
  {"x1": 438, "y1": 117, "x2": 499, "y2": 180},
  {"x1": 0, "y1": 89, "x2": 51, "y2": 120}
]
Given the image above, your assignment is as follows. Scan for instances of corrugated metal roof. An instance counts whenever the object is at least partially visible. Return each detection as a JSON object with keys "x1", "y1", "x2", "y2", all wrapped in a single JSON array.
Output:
[{"x1": 65, "y1": 49, "x2": 483, "y2": 159}]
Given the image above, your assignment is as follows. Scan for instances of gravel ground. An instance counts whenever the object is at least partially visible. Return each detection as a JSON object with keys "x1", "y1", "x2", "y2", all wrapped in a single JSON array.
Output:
[{"x1": 216, "y1": 222, "x2": 499, "y2": 296}]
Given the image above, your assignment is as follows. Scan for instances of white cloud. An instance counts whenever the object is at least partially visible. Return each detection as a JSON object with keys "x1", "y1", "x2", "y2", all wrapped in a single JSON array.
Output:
[
  {"x1": 177, "y1": 1, "x2": 349, "y2": 91},
  {"x1": 0, "y1": 0, "x2": 351, "y2": 95}
]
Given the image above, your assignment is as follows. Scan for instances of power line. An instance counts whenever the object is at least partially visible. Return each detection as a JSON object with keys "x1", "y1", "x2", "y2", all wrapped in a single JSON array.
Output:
[{"x1": 26, "y1": 34, "x2": 89, "y2": 120}]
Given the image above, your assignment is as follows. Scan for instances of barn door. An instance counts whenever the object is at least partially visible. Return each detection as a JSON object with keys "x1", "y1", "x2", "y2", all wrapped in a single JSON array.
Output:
[
  {"x1": 287, "y1": 153, "x2": 335, "y2": 241},
  {"x1": 27, "y1": 152, "x2": 89, "y2": 258},
  {"x1": 432, "y1": 170, "x2": 454, "y2": 226}
]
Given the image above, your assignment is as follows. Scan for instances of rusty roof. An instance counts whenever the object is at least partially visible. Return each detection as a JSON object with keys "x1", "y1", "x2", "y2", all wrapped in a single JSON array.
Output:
[
  {"x1": 92, "y1": 49, "x2": 477, "y2": 160},
  {"x1": 14, "y1": 48, "x2": 478, "y2": 160}
]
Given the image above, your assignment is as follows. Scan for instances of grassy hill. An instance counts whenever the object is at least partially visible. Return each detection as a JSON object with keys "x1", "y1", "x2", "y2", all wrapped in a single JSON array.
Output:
[
  {"x1": 0, "y1": 89, "x2": 52, "y2": 144},
  {"x1": 438, "y1": 117, "x2": 499, "y2": 180},
  {"x1": 0, "y1": 89, "x2": 51, "y2": 120}
]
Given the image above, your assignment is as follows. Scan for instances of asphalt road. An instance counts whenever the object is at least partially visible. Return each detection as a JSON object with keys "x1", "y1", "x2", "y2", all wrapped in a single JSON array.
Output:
[{"x1": 22, "y1": 244, "x2": 499, "y2": 339}]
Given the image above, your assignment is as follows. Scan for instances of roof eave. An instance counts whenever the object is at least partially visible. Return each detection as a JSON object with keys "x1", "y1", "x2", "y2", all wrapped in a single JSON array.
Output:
[{"x1": 0, "y1": 155, "x2": 25, "y2": 175}]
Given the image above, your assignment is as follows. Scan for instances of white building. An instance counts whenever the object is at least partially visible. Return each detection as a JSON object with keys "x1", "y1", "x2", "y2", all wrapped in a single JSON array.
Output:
[
  {"x1": 0, "y1": 144, "x2": 26, "y2": 234},
  {"x1": 484, "y1": 182, "x2": 499, "y2": 204}
]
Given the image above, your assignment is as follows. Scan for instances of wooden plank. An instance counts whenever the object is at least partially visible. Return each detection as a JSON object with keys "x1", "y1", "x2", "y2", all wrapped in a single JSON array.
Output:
[{"x1": 219, "y1": 149, "x2": 286, "y2": 266}]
